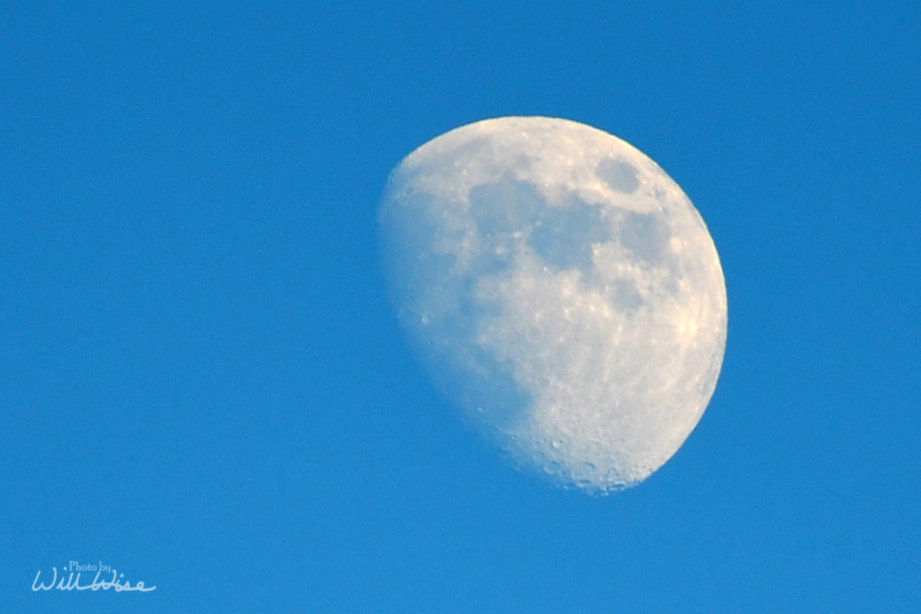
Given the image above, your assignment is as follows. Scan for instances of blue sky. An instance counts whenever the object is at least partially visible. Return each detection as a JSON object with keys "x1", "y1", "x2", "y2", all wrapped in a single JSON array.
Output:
[{"x1": 2, "y1": 2, "x2": 919, "y2": 612}]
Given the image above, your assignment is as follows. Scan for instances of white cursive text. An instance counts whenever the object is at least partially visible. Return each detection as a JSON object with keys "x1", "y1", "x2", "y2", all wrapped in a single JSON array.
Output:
[{"x1": 32, "y1": 567, "x2": 156, "y2": 592}]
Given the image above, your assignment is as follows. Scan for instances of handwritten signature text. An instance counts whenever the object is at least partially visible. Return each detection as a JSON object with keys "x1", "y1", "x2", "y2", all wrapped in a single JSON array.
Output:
[{"x1": 32, "y1": 567, "x2": 156, "y2": 592}]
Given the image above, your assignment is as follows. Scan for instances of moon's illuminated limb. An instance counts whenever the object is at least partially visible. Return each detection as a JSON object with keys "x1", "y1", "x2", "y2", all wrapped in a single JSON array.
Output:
[{"x1": 379, "y1": 117, "x2": 727, "y2": 492}]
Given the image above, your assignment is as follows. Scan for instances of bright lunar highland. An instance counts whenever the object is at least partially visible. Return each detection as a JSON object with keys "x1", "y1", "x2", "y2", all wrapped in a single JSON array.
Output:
[{"x1": 379, "y1": 117, "x2": 727, "y2": 493}]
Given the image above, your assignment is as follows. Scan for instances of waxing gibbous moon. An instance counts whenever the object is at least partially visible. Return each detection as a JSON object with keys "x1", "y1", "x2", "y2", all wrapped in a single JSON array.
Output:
[{"x1": 379, "y1": 116, "x2": 727, "y2": 493}]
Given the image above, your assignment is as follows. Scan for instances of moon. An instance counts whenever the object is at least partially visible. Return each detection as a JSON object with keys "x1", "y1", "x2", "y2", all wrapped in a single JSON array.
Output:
[{"x1": 379, "y1": 117, "x2": 727, "y2": 493}]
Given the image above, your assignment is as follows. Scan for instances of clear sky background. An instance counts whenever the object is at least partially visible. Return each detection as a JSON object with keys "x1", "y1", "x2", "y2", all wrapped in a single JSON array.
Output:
[{"x1": 2, "y1": 2, "x2": 919, "y2": 612}]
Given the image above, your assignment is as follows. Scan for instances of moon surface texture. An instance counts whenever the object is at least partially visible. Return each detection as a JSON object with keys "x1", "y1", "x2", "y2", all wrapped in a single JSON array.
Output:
[{"x1": 379, "y1": 117, "x2": 727, "y2": 493}]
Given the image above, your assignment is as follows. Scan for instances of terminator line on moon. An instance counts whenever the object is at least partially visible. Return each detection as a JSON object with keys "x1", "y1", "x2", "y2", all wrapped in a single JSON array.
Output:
[{"x1": 379, "y1": 116, "x2": 727, "y2": 492}]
